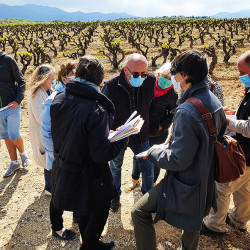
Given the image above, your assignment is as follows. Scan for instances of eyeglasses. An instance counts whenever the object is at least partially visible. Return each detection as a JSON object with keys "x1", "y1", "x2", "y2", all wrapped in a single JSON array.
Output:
[{"x1": 126, "y1": 67, "x2": 147, "y2": 79}]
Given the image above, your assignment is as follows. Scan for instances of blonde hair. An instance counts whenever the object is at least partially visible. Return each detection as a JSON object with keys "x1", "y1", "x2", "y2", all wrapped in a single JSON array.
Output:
[
  {"x1": 155, "y1": 62, "x2": 171, "y2": 77},
  {"x1": 29, "y1": 64, "x2": 55, "y2": 98}
]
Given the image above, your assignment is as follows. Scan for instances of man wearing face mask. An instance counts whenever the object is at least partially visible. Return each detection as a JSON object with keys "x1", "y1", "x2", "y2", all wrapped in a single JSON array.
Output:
[
  {"x1": 102, "y1": 53, "x2": 155, "y2": 212},
  {"x1": 201, "y1": 50, "x2": 250, "y2": 236}
]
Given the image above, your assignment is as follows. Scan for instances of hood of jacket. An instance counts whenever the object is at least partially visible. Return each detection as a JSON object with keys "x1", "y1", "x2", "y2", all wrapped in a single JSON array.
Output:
[
  {"x1": 66, "y1": 79, "x2": 115, "y2": 116},
  {"x1": 54, "y1": 81, "x2": 66, "y2": 93}
]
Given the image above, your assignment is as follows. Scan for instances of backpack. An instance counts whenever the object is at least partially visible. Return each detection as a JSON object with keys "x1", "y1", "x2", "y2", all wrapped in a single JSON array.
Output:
[{"x1": 186, "y1": 97, "x2": 246, "y2": 183}]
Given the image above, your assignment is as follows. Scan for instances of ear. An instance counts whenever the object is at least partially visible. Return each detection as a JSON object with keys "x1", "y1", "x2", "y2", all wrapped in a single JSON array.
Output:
[{"x1": 123, "y1": 67, "x2": 127, "y2": 73}]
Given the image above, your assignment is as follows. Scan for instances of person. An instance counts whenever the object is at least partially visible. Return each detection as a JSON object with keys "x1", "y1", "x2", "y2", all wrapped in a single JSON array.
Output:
[
  {"x1": 180, "y1": 75, "x2": 225, "y2": 106},
  {"x1": 27, "y1": 64, "x2": 56, "y2": 196},
  {"x1": 204, "y1": 75, "x2": 225, "y2": 106},
  {"x1": 201, "y1": 50, "x2": 250, "y2": 235},
  {"x1": 131, "y1": 50, "x2": 227, "y2": 250},
  {"x1": 50, "y1": 55, "x2": 128, "y2": 250},
  {"x1": 101, "y1": 53, "x2": 155, "y2": 212},
  {"x1": 41, "y1": 62, "x2": 78, "y2": 238},
  {"x1": 128, "y1": 62, "x2": 178, "y2": 190},
  {"x1": 0, "y1": 51, "x2": 30, "y2": 177}
]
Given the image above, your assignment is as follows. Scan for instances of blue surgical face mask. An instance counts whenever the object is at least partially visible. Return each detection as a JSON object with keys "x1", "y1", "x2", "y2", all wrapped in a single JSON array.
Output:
[
  {"x1": 129, "y1": 76, "x2": 145, "y2": 87},
  {"x1": 239, "y1": 74, "x2": 250, "y2": 87},
  {"x1": 171, "y1": 75, "x2": 181, "y2": 90},
  {"x1": 69, "y1": 75, "x2": 75, "y2": 80},
  {"x1": 158, "y1": 77, "x2": 172, "y2": 89},
  {"x1": 51, "y1": 80, "x2": 57, "y2": 87}
]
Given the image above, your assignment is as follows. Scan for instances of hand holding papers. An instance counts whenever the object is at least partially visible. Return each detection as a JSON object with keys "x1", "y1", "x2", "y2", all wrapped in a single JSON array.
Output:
[
  {"x1": 135, "y1": 143, "x2": 169, "y2": 158},
  {"x1": 0, "y1": 104, "x2": 13, "y2": 112},
  {"x1": 108, "y1": 111, "x2": 144, "y2": 143}
]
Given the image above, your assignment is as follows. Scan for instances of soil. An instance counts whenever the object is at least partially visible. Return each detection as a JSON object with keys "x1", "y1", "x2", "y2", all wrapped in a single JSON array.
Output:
[{"x1": 0, "y1": 24, "x2": 250, "y2": 250}]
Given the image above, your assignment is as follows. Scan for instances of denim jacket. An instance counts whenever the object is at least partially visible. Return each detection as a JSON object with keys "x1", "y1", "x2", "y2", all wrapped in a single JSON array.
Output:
[{"x1": 41, "y1": 82, "x2": 66, "y2": 170}]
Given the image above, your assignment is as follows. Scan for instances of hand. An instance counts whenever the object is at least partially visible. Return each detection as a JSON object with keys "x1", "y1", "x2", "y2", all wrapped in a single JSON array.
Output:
[
  {"x1": 226, "y1": 115, "x2": 234, "y2": 125},
  {"x1": 142, "y1": 156, "x2": 147, "y2": 160},
  {"x1": 159, "y1": 124, "x2": 163, "y2": 131},
  {"x1": 223, "y1": 106, "x2": 235, "y2": 115},
  {"x1": 8, "y1": 101, "x2": 18, "y2": 109},
  {"x1": 116, "y1": 126, "x2": 122, "y2": 131}
]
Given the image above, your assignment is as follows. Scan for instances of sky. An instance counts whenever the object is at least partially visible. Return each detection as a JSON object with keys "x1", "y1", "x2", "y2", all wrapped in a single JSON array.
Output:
[{"x1": 1, "y1": 0, "x2": 250, "y2": 17}]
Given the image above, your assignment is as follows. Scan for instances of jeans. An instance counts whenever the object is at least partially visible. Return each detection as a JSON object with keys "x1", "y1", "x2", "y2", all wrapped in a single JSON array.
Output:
[
  {"x1": 44, "y1": 168, "x2": 52, "y2": 192},
  {"x1": 110, "y1": 139, "x2": 154, "y2": 196},
  {"x1": 0, "y1": 105, "x2": 21, "y2": 140},
  {"x1": 132, "y1": 132, "x2": 168, "y2": 183}
]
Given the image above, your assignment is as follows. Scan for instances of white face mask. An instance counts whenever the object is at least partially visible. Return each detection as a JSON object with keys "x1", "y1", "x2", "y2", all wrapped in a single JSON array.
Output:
[{"x1": 171, "y1": 75, "x2": 181, "y2": 90}]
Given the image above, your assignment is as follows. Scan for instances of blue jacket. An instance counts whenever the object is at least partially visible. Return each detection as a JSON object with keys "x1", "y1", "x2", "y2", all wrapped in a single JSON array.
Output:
[
  {"x1": 41, "y1": 82, "x2": 65, "y2": 170},
  {"x1": 148, "y1": 81, "x2": 227, "y2": 231}
]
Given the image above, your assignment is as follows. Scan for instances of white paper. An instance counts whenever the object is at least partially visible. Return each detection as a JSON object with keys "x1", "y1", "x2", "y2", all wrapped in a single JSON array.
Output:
[
  {"x1": 108, "y1": 111, "x2": 144, "y2": 142},
  {"x1": 135, "y1": 143, "x2": 169, "y2": 158},
  {"x1": 0, "y1": 104, "x2": 13, "y2": 112},
  {"x1": 228, "y1": 115, "x2": 236, "y2": 120}
]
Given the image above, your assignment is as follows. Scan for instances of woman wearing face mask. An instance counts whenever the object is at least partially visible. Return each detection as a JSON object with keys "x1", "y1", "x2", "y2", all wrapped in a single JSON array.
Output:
[
  {"x1": 40, "y1": 62, "x2": 77, "y2": 240},
  {"x1": 128, "y1": 63, "x2": 178, "y2": 190},
  {"x1": 27, "y1": 64, "x2": 56, "y2": 195}
]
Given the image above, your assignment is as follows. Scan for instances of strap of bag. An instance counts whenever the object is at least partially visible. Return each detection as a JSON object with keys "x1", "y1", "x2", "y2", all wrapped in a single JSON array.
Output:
[{"x1": 185, "y1": 97, "x2": 218, "y2": 137}]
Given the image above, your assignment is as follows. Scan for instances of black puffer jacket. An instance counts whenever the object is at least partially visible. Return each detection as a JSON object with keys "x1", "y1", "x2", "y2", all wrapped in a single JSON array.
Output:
[
  {"x1": 0, "y1": 51, "x2": 26, "y2": 107},
  {"x1": 50, "y1": 80, "x2": 128, "y2": 215},
  {"x1": 102, "y1": 69, "x2": 155, "y2": 147},
  {"x1": 149, "y1": 87, "x2": 178, "y2": 137}
]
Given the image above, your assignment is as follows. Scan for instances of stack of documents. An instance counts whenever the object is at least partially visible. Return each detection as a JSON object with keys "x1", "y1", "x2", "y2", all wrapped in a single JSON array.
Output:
[{"x1": 108, "y1": 111, "x2": 144, "y2": 143}]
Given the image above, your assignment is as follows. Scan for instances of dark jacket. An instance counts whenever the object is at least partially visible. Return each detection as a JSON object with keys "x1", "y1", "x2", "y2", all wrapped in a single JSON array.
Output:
[
  {"x1": 235, "y1": 88, "x2": 250, "y2": 166},
  {"x1": 149, "y1": 87, "x2": 178, "y2": 137},
  {"x1": 50, "y1": 79, "x2": 128, "y2": 215},
  {"x1": 102, "y1": 70, "x2": 155, "y2": 147},
  {"x1": 0, "y1": 51, "x2": 26, "y2": 107},
  {"x1": 147, "y1": 81, "x2": 227, "y2": 231}
]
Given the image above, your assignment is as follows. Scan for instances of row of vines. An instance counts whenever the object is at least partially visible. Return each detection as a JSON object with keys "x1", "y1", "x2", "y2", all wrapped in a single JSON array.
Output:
[{"x1": 0, "y1": 18, "x2": 249, "y2": 75}]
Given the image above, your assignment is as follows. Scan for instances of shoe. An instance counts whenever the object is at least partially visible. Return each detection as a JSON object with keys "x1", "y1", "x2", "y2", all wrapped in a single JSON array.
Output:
[
  {"x1": 200, "y1": 222, "x2": 227, "y2": 236},
  {"x1": 45, "y1": 190, "x2": 52, "y2": 196},
  {"x1": 110, "y1": 197, "x2": 120, "y2": 212},
  {"x1": 128, "y1": 179, "x2": 139, "y2": 191},
  {"x1": 3, "y1": 161, "x2": 20, "y2": 177},
  {"x1": 20, "y1": 152, "x2": 30, "y2": 167},
  {"x1": 124, "y1": 179, "x2": 139, "y2": 193},
  {"x1": 226, "y1": 213, "x2": 247, "y2": 232},
  {"x1": 97, "y1": 240, "x2": 114, "y2": 249},
  {"x1": 52, "y1": 229, "x2": 76, "y2": 240},
  {"x1": 80, "y1": 240, "x2": 114, "y2": 250}
]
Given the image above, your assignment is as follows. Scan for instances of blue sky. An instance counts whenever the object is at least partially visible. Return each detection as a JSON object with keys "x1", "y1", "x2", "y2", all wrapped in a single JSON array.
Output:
[{"x1": 1, "y1": 0, "x2": 250, "y2": 17}]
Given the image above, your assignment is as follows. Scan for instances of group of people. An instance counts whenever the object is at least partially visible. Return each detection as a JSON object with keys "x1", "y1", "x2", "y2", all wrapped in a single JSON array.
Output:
[{"x1": 0, "y1": 48, "x2": 249, "y2": 250}]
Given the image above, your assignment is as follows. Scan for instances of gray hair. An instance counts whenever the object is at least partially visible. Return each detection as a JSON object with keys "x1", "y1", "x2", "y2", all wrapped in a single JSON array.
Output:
[
  {"x1": 123, "y1": 53, "x2": 148, "y2": 68},
  {"x1": 76, "y1": 55, "x2": 105, "y2": 86},
  {"x1": 155, "y1": 62, "x2": 171, "y2": 77}
]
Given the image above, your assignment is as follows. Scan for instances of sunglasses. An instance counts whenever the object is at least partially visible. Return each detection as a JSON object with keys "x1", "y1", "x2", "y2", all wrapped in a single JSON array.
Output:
[{"x1": 126, "y1": 67, "x2": 147, "y2": 79}]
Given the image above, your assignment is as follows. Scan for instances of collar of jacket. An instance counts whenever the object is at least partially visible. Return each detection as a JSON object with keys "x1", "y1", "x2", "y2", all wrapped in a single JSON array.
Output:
[
  {"x1": 177, "y1": 80, "x2": 208, "y2": 105},
  {"x1": 66, "y1": 79, "x2": 115, "y2": 115}
]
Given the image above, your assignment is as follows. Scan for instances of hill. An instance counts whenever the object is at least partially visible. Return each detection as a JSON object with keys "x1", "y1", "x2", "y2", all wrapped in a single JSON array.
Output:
[
  {"x1": 0, "y1": 4, "x2": 134, "y2": 21},
  {"x1": 211, "y1": 10, "x2": 250, "y2": 18}
]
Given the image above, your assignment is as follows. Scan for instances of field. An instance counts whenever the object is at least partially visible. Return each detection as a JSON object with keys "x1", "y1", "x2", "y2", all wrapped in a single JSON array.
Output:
[{"x1": 0, "y1": 19, "x2": 250, "y2": 249}]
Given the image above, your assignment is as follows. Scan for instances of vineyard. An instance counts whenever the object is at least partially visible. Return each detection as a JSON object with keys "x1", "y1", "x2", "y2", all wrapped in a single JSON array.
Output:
[
  {"x1": 0, "y1": 18, "x2": 250, "y2": 250},
  {"x1": 0, "y1": 18, "x2": 249, "y2": 74}
]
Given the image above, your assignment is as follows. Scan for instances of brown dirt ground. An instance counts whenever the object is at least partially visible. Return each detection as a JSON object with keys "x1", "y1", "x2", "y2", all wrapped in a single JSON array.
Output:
[{"x1": 0, "y1": 25, "x2": 250, "y2": 249}]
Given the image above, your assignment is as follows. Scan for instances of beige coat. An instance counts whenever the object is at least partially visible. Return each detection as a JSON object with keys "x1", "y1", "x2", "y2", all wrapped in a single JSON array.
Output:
[{"x1": 27, "y1": 87, "x2": 48, "y2": 168}]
